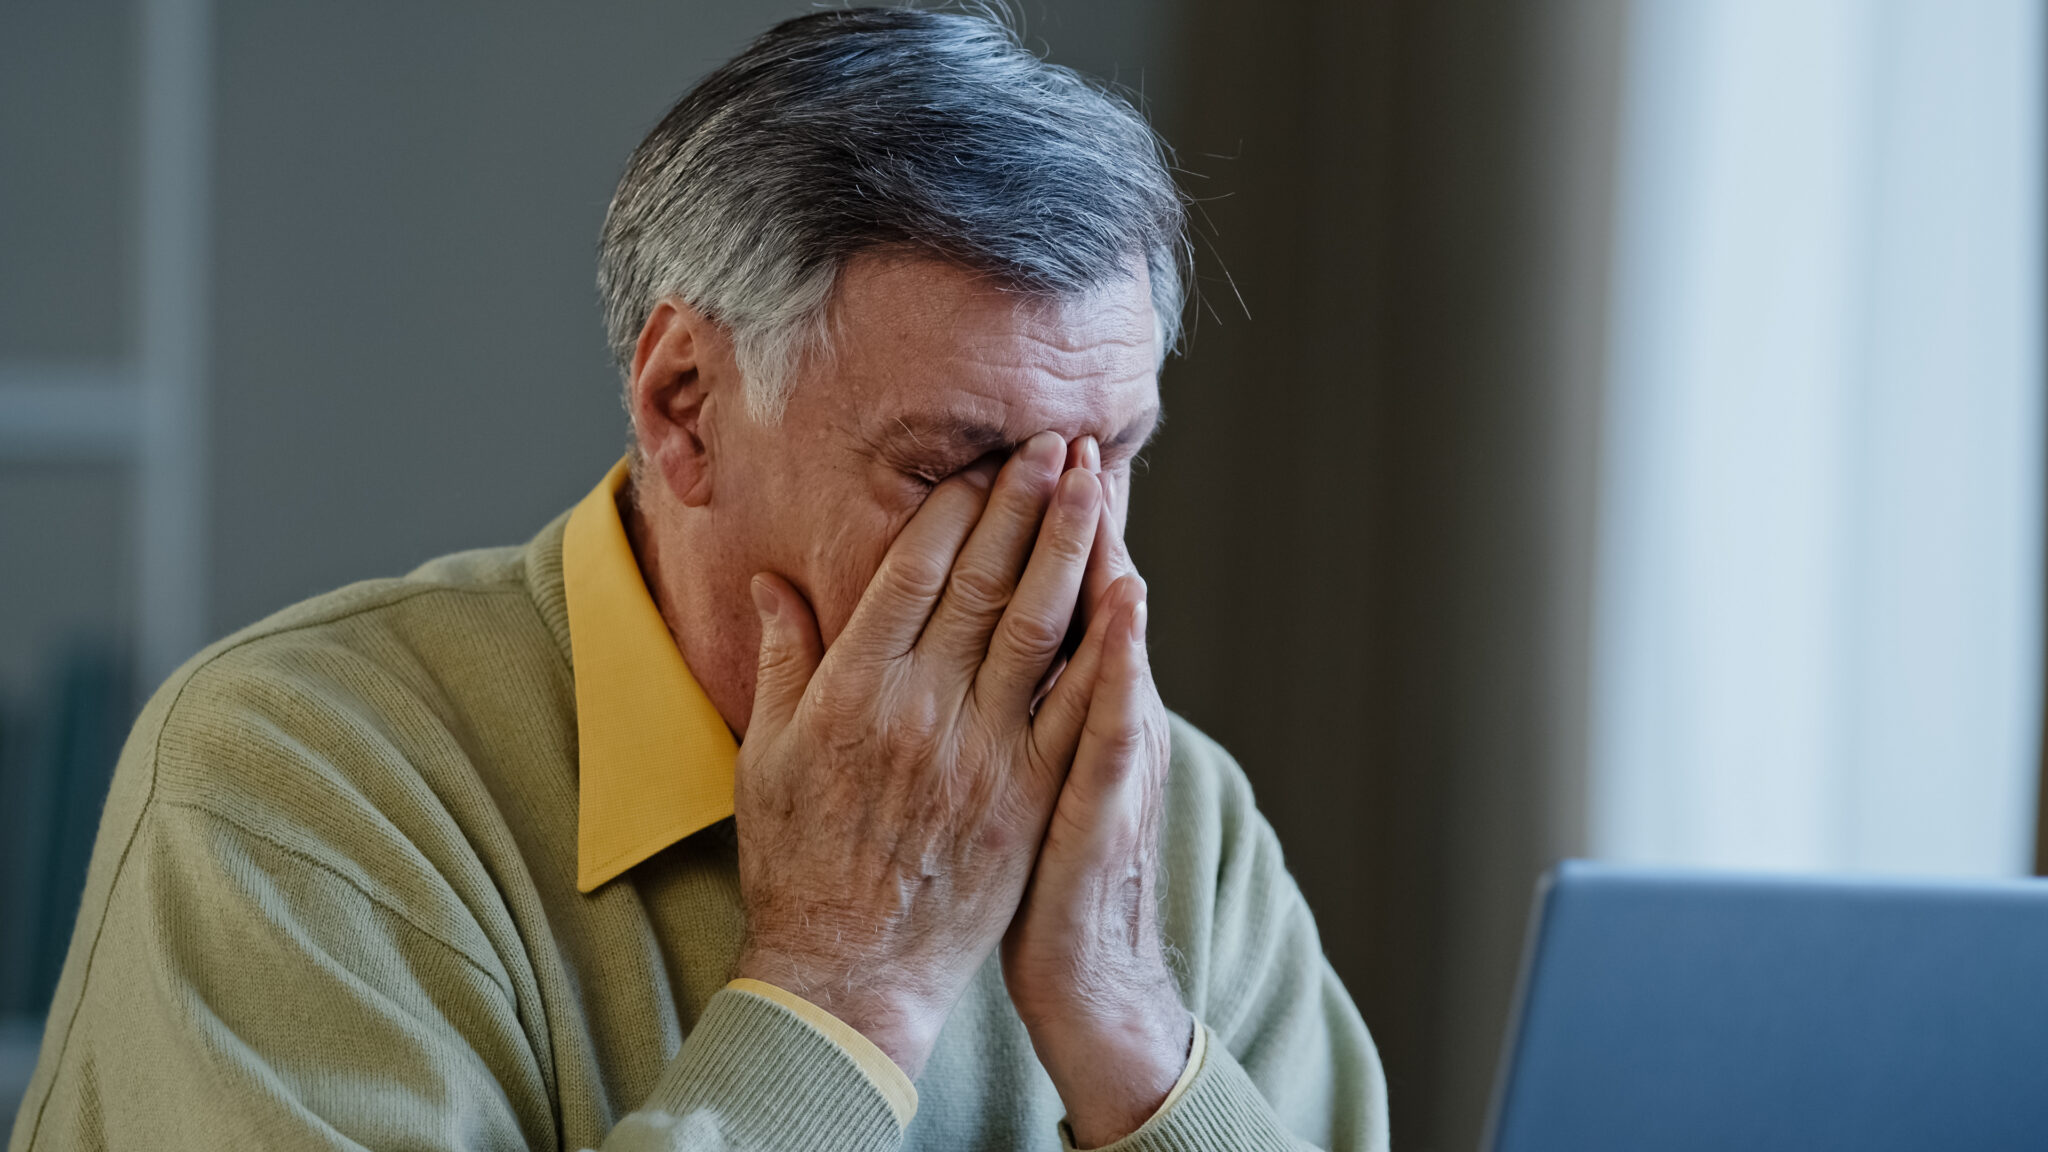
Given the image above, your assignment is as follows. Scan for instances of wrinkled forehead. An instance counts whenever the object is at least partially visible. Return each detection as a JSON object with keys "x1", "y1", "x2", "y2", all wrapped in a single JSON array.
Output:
[{"x1": 815, "y1": 254, "x2": 1161, "y2": 447}]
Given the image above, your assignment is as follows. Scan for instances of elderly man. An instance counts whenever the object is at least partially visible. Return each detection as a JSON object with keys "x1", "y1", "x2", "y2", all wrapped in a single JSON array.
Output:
[{"x1": 15, "y1": 9, "x2": 1386, "y2": 1152}]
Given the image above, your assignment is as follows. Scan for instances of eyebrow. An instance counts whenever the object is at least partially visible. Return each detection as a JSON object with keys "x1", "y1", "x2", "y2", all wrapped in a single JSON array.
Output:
[
  {"x1": 882, "y1": 416, "x2": 1011, "y2": 462},
  {"x1": 879, "y1": 406, "x2": 1163, "y2": 463}
]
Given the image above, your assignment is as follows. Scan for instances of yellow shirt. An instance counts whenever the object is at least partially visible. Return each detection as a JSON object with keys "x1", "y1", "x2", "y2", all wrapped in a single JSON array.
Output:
[{"x1": 560, "y1": 458, "x2": 1204, "y2": 1138}]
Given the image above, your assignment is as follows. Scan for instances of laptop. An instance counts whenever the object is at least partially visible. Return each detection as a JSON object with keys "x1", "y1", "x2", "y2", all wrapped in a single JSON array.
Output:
[{"x1": 1484, "y1": 860, "x2": 2048, "y2": 1151}]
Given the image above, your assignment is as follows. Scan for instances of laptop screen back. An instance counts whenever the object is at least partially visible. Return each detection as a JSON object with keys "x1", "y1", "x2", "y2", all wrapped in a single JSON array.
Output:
[{"x1": 1485, "y1": 861, "x2": 2048, "y2": 1152}]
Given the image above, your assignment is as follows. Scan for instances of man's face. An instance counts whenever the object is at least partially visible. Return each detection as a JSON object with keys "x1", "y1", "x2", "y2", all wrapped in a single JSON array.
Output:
[{"x1": 708, "y1": 254, "x2": 1161, "y2": 648}]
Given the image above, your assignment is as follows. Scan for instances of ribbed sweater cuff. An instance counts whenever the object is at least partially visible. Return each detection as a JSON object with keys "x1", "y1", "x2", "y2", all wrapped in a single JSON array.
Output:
[
  {"x1": 632, "y1": 986, "x2": 906, "y2": 1152},
  {"x1": 1076, "y1": 1023, "x2": 1301, "y2": 1152}
]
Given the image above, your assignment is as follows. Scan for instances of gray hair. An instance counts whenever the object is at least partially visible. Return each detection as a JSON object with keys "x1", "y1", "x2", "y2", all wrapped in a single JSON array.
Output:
[{"x1": 597, "y1": 6, "x2": 1188, "y2": 420}]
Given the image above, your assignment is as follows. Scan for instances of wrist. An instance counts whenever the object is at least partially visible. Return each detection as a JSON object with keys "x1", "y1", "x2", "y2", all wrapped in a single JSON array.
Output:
[
  {"x1": 1025, "y1": 991, "x2": 1194, "y2": 1148},
  {"x1": 734, "y1": 946, "x2": 947, "y2": 1079}
]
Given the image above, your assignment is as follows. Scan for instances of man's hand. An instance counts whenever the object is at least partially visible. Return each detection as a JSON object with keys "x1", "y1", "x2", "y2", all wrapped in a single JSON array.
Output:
[
  {"x1": 733, "y1": 431, "x2": 1116, "y2": 1078},
  {"x1": 1003, "y1": 447, "x2": 1192, "y2": 1148}
]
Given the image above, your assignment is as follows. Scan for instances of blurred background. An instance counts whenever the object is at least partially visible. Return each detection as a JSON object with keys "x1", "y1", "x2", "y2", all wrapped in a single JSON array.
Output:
[{"x1": 2, "y1": 0, "x2": 2042, "y2": 1146}]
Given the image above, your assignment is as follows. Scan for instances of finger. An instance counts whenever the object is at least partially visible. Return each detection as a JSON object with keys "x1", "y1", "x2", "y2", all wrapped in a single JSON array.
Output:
[
  {"x1": 973, "y1": 466, "x2": 1103, "y2": 716},
  {"x1": 1028, "y1": 654, "x2": 1066, "y2": 717},
  {"x1": 835, "y1": 463, "x2": 995, "y2": 663},
  {"x1": 1051, "y1": 436, "x2": 1103, "y2": 666},
  {"x1": 1023, "y1": 591, "x2": 1157, "y2": 938},
  {"x1": 1077, "y1": 473, "x2": 1138, "y2": 634},
  {"x1": 746, "y1": 573, "x2": 824, "y2": 737},
  {"x1": 1029, "y1": 572, "x2": 1145, "y2": 766},
  {"x1": 914, "y1": 431, "x2": 1066, "y2": 678},
  {"x1": 1063, "y1": 434, "x2": 1101, "y2": 475},
  {"x1": 1066, "y1": 592, "x2": 1154, "y2": 815}
]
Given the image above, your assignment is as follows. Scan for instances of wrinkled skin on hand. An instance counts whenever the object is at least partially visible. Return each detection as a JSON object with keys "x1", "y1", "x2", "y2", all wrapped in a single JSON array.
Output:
[{"x1": 735, "y1": 432, "x2": 1187, "y2": 1146}]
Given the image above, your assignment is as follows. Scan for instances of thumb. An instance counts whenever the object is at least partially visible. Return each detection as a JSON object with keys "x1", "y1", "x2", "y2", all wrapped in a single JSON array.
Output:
[{"x1": 746, "y1": 572, "x2": 823, "y2": 737}]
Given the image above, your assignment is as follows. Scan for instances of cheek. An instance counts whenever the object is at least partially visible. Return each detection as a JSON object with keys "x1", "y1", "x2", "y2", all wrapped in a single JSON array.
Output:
[{"x1": 805, "y1": 499, "x2": 911, "y2": 647}]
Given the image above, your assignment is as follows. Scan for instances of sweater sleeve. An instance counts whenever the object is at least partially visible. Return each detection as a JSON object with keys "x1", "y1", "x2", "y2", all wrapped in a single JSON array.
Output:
[
  {"x1": 13, "y1": 799, "x2": 555, "y2": 1151},
  {"x1": 598, "y1": 985, "x2": 905, "y2": 1152},
  {"x1": 11, "y1": 799, "x2": 909, "y2": 1152},
  {"x1": 1072, "y1": 719, "x2": 1389, "y2": 1152}
]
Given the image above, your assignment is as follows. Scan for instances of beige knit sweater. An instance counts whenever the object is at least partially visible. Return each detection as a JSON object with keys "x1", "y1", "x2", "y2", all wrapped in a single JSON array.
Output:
[{"x1": 9, "y1": 514, "x2": 1389, "y2": 1151}]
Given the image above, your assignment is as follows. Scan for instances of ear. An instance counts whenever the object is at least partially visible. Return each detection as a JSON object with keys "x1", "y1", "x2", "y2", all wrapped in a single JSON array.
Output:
[{"x1": 628, "y1": 298, "x2": 730, "y2": 509}]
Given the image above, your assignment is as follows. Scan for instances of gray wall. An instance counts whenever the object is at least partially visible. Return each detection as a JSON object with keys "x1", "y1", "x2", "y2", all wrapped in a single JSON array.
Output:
[
  {"x1": 207, "y1": 1, "x2": 812, "y2": 633},
  {"x1": 0, "y1": 0, "x2": 137, "y2": 363},
  {"x1": 0, "y1": 0, "x2": 139, "y2": 699}
]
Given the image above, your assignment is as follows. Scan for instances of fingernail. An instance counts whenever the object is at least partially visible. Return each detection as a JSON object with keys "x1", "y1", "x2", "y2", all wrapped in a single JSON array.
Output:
[
  {"x1": 962, "y1": 459, "x2": 998, "y2": 490},
  {"x1": 1059, "y1": 467, "x2": 1097, "y2": 510},
  {"x1": 1080, "y1": 436, "x2": 1101, "y2": 473},
  {"x1": 1130, "y1": 600, "x2": 1148, "y2": 644},
  {"x1": 750, "y1": 576, "x2": 778, "y2": 620},
  {"x1": 1023, "y1": 431, "x2": 1065, "y2": 470}
]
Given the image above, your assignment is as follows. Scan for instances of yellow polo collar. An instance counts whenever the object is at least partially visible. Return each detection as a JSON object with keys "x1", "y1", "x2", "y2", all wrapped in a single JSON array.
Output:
[{"x1": 565, "y1": 457, "x2": 737, "y2": 892}]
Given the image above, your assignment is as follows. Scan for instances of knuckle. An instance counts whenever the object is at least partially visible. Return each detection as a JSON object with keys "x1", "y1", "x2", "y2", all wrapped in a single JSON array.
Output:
[
  {"x1": 1041, "y1": 516, "x2": 1093, "y2": 562},
  {"x1": 945, "y1": 562, "x2": 1013, "y2": 614},
  {"x1": 885, "y1": 550, "x2": 951, "y2": 602},
  {"x1": 756, "y1": 642, "x2": 805, "y2": 679},
  {"x1": 1090, "y1": 716, "x2": 1148, "y2": 763},
  {"x1": 810, "y1": 683, "x2": 865, "y2": 730},
  {"x1": 1105, "y1": 728, "x2": 1147, "y2": 763},
  {"x1": 879, "y1": 704, "x2": 943, "y2": 764},
  {"x1": 997, "y1": 608, "x2": 1069, "y2": 658},
  {"x1": 993, "y1": 468, "x2": 1057, "y2": 511}
]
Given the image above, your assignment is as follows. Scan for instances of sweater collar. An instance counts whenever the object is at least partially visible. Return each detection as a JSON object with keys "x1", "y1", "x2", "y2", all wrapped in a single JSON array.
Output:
[{"x1": 561, "y1": 457, "x2": 737, "y2": 892}]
